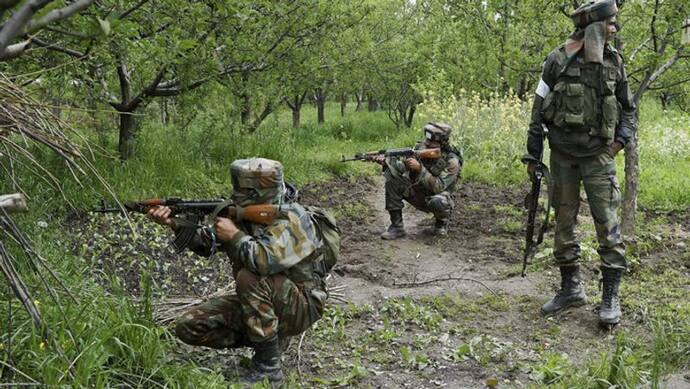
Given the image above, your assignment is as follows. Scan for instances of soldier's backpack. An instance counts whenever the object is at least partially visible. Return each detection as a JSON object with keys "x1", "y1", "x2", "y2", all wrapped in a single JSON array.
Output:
[{"x1": 305, "y1": 205, "x2": 341, "y2": 274}]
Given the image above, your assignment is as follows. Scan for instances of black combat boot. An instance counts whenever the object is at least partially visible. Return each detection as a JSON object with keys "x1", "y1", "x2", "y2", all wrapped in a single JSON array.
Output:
[
  {"x1": 541, "y1": 265, "x2": 587, "y2": 316},
  {"x1": 381, "y1": 210, "x2": 406, "y2": 240},
  {"x1": 599, "y1": 268, "x2": 623, "y2": 325},
  {"x1": 242, "y1": 338, "x2": 283, "y2": 384},
  {"x1": 433, "y1": 218, "x2": 449, "y2": 236}
]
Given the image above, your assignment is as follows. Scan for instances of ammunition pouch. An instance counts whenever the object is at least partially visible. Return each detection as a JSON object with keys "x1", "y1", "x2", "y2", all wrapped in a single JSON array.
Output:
[{"x1": 542, "y1": 55, "x2": 620, "y2": 142}]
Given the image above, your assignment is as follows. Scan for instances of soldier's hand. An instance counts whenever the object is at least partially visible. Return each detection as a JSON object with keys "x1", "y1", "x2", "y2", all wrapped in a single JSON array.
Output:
[
  {"x1": 404, "y1": 157, "x2": 422, "y2": 172},
  {"x1": 146, "y1": 206, "x2": 175, "y2": 227},
  {"x1": 609, "y1": 141, "x2": 623, "y2": 156},
  {"x1": 214, "y1": 217, "x2": 240, "y2": 243},
  {"x1": 372, "y1": 155, "x2": 386, "y2": 165}
]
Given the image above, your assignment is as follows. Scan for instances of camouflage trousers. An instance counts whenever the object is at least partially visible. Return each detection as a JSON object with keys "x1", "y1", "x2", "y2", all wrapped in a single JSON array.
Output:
[
  {"x1": 175, "y1": 269, "x2": 324, "y2": 347},
  {"x1": 384, "y1": 170, "x2": 454, "y2": 221},
  {"x1": 550, "y1": 149, "x2": 626, "y2": 270}
]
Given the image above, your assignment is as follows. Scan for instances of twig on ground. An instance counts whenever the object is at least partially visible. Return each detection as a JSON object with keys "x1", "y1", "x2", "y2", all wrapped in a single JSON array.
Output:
[
  {"x1": 394, "y1": 275, "x2": 498, "y2": 296},
  {"x1": 297, "y1": 331, "x2": 307, "y2": 379}
]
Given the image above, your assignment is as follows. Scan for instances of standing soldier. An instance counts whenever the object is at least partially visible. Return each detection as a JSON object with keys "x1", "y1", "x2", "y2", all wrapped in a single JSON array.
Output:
[
  {"x1": 147, "y1": 158, "x2": 331, "y2": 383},
  {"x1": 376, "y1": 122, "x2": 462, "y2": 239},
  {"x1": 524, "y1": 0, "x2": 637, "y2": 326}
]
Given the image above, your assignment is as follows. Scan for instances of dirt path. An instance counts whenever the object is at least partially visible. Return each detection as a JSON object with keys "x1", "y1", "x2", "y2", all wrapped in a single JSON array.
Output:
[{"x1": 334, "y1": 176, "x2": 543, "y2": 304}]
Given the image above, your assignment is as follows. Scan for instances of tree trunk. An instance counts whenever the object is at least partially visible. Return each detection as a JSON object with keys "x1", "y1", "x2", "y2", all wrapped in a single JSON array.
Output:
[
  {"x1": 240, "y1": 71, "x2": 251, "y2": 125},
  {"x1": 241, "y1": 92, "x2": 251, "y2": 125},
  {"x1": 161, "y1": 98, "x2": 169, "y2": 124},
  {"x1": 622, "y1": 51, "x2": 683, "y2": 237},
  {"x1": 114, "y1": 62, "x2": 136, "y2": 161},
  {"x1": 285, "y1": 92, "x2": 307, "y2": 129},
  {"x1": 355, "y1": 91, "x2": 363, "y2": 111},
  {"x1": 315, "y1": 88, "x2": 326, "y2": 124},
  {"x1": 247, "y1": 103, "x2": 274, "y2": 133},
  {"x1": 367, "y1": 94, "x2": 378, "y2": 111},
  {"x1": 404, "y1": 104, "x2": 416, "y2": 128},
  {"x1": 340, "y1": 94, "x2": 347, "y2": 117},
  {"x1": 292, "y1": 106, "x2": 301, "y2": 128},
  {"x1": 118, "y1": 110, "x2": 136, "y2": 161}
]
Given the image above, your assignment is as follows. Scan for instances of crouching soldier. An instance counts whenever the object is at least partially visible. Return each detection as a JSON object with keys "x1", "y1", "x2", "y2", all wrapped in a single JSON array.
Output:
[
  {"x1": 375, "y1": 122, "x2": 462, "y2": 239},
  {"x1": 146, "y1": 158, "x2": 331, "y2": 384}
]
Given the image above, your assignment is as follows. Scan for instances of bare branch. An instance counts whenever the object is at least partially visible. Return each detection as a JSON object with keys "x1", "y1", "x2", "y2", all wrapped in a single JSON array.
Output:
[
  {"x1": 0, "y1": 39, "x2": 30, "y2": 60},
  {"x1": 119, "y1": 0, "x2": 150, "y2": 20},
  {"x1": 646, "y1": 77, "x2": 690, "y2": 90},
  {"x1": 635, "y1": 49, "x2": 685, "y2": 102},
  {"x1": 0, "y1": 0, "x2": 51, "y2": 56},
  {"x1": 31, "y1": 37, "x2": 86, "y2": 58},
  {"x1": 45, "y1": 26, "x2": 93, "y2": 39},
  {"x1": 26, "y1": 0, "x2": 95, "y2": 33}
]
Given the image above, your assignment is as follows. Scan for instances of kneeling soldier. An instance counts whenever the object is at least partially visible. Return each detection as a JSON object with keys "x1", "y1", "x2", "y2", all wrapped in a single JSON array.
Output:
[
  {"x1": 375, "y1": 122, "x2": 462, "y2": 239},
  {"x1": 147, "y1": 158, "x2": 330, "y2": 383}
]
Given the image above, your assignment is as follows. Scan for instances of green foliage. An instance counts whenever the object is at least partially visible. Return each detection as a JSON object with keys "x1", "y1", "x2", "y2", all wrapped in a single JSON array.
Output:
[{"x1": 529, "y1": 352, "x2": 573, "y2": 384}]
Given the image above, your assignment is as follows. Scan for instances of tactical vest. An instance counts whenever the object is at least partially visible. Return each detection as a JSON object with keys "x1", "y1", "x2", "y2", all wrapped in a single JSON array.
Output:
[{"x1": 541, "y1": 46, "x2": 621, "y2": 141}]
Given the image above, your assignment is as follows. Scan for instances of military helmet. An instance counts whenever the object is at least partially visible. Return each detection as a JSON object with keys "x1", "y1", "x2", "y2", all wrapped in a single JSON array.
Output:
[
  {"x1": 230, "y1": 157, "x2": 285, "y2": 206},
  {"x1": 423, "y1": 122, "x2": 453, "y2": 143},
  {"x1": 570, "y1": 0, "x2": 618, "y2": 28}
]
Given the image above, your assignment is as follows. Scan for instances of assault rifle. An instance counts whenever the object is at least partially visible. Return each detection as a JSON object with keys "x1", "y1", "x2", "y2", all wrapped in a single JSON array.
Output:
[
  {"x1": 340, "y1": 147, "x2": 441, "y2": 162},
  {"x1": 93, "y1": 198, "x2": 282, "y2": 225},
  {"x1": 93, "y1": 198, "x2": 283, "y2": 253},
  {"x1": 521, "y1": 158, "x2": 551, "y2": 277}
]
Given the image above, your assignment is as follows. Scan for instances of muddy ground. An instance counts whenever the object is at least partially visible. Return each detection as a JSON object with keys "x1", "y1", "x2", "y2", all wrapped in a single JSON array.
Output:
[{"x1": 75, "y1": 175, "x2": 690, "y2": 388}]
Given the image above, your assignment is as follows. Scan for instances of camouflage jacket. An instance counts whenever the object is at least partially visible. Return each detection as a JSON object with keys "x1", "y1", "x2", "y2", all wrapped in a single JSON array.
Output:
[{"x1": 181, "y1": 203, "x2": 323, "y2": 284}]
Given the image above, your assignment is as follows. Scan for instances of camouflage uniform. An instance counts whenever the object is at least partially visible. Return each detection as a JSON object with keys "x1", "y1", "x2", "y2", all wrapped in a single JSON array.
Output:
[
  {"x1": 380, "y1": 122, "x2": 462, "y2": 240},
  {"x1": 384, "y1": 140, "x2": 461, "y2": 222},
  {"x1": 173, "y1": 159, "x2": 328, "y2": 382},
  {"x1": 174, "y1": 201, "x2": 327, "y2": 347},
  {"x1": 526, "y1": 0, "x2": 636, "y2": 324}
]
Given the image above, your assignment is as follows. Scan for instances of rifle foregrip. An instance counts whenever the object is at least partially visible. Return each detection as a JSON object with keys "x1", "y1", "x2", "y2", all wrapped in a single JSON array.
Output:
[
  {"x1": 226, "y1": 205, "x2": 279, "y2": 225},
  {"x1": 415, "y1": 148, "x2": 441, "y2": 159}
]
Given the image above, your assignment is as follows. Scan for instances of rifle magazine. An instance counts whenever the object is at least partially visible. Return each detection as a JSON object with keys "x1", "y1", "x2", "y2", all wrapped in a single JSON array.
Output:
[{"x1": 172, "y1": 226, "x2": 196, "y2": 253}]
